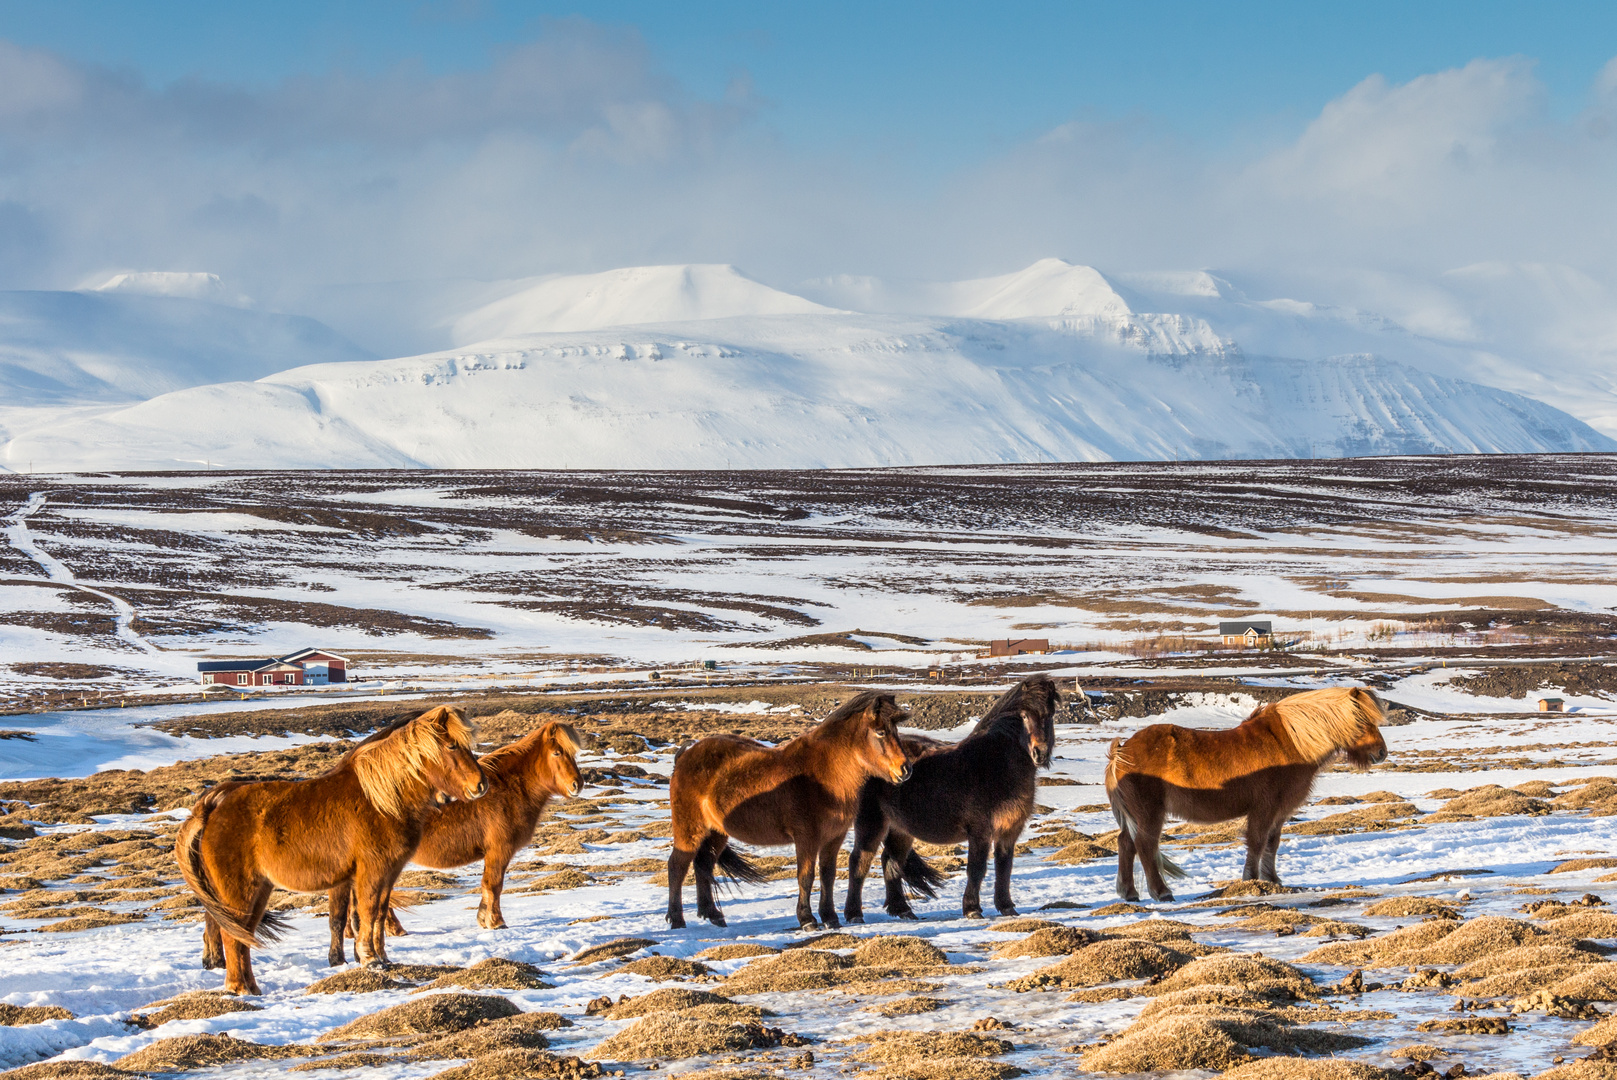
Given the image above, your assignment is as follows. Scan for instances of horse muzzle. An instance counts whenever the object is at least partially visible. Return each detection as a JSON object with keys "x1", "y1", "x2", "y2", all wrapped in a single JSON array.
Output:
[
  {"x1": 891, "y1": 764, "x2": 911, "y2": 784},
  {"x1": 468, "y1": 779, "x2": 489, "y2": 800}
]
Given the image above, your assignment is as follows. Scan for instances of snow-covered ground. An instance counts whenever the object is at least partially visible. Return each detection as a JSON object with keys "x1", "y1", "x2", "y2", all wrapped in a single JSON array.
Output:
[{"x1": 1, "y1": 689, "x2": 1616, "y2": 1078}]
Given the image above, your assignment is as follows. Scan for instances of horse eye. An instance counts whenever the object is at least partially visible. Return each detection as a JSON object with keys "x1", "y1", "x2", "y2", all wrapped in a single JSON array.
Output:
[{"x1": 874, "y1": 731, "x2": 886, "y2": 739}]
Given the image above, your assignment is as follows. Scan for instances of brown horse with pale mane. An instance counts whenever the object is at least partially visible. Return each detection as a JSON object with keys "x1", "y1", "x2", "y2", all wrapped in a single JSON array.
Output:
[
  {"x1": 1105, "y1": 686, "x2": 1387, "y2": 902},
  {"x1": 179, "y1": 705, "x2": 486, "y2": 994},
  {"x1": 667, "y1": 691, "x2": 912, "y2": 930},
  {"x1": 326, "y1": 720, "x2": 583, "y2": 964}
]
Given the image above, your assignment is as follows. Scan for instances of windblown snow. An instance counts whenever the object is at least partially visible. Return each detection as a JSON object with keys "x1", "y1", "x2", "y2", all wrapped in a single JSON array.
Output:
[{"x1": 1, "y1": 259, "x2": 1612, "y2": 471}]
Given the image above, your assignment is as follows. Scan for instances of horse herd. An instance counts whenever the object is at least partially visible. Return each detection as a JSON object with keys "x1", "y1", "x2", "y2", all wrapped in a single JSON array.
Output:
[{"x1": 175, "y1": 679, "x2": 1388, "y2": 995}]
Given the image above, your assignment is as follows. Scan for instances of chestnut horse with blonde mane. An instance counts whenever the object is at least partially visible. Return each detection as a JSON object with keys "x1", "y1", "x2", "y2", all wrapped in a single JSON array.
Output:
[
  {"x1": 1105, "y1": 686, "x2": 1387, "y2": 902},
  {"x1": 180, "y1": 705, "x2": 486, "y2": 994},
  {"x1": 326, "y1": 720, "x2": 582, "y2": 964},
  {"x1": 667, "y1": 691, "x2": 912, "y2": 930}
]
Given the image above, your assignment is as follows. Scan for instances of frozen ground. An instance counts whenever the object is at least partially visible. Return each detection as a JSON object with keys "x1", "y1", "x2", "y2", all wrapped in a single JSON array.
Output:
[
  {"x1": 0, "y1": 687, "x2": 1615, "y2": 1079},
  {"x1": 3, "y1": 457, "x2": 1615, "y2": 712}
]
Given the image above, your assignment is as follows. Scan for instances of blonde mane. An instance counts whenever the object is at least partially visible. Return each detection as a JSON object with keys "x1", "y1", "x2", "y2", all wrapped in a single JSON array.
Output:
[
  {"x1": 352, "y1": 705, "x2": 477, "y2": 819},
  {"x1": 481, "y1": 721, "x2": 580, "y2": 773},
  {"x1": 1268, "y1": 687, "x2": 1384, "y2": 764}
]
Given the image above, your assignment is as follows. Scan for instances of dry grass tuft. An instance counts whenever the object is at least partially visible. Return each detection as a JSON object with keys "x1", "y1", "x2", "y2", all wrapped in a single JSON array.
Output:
[
  {"x1": 1221, "y1": 1057, "x2": 1403, "y2": 1080},
  {"x1": 568, "y1": 937, "x2": 656, "y2": 965},
  {"x1": 1148, "y1": 954, "x2": 1316, "y2": 1000},
  {"x1": 1394, "y1": 1046, "x2": 1453, "y2": 1061},
  {"x1": 720, "y1": 948, "x2": 892, "y2": 994},
  {"x1": 1065, "y1": 987, "x2": 1136, "y2": 1003},
  {"x1": 985, "y1": 918, "x2": 1066, "y2": 934},
  {"x1": 1136, "y1": 986, "x2": 1285, "y2": 1018},
  {"x1": 306, "y1": 968, "x2": 412, "y2": 994},
  {"x1": 866, "y1": 1060, "x2": 1022, "y2": 1080},
  {"x1": 423, "y1": 1048, "x2": 605, "y2": 1080},
  {"x1": 588, "y1": 1013, "x2": 798, "y2": 1060},
  {"x1": 0, "y1": 1004, "x2": 73, "y2": 1025},
  {"x1": 129, "y1": 992, "x2": 260, "y2": 1028},
  {"x1": 603, "y1": 988, "x2": 734, "y2": 1019},
  {"x1": 611, "y1": 955, "x2": 711, "y2": 980},
  {"x1": 1046, "y1": 841, "x2": 1116, "y2": 863},
  {"x1": 318, "y1": 993, "x2": 521, "y2": 1042},
  {"x1": 1548, "y1": 965, "x2": 1617, "y2": 1001},
  {"x1": 844, "y1": 1030, "x2": 1011, "y2": 1063},
  {"x1": 1085, "y1": 1003, "x2": 1371, "y2": 1073},
  {"x1": 694, "y1": 943, "x2": 778, "y2": 961},
  {"x1": 1362, "y1": 897, "x2": 1463, "y2": 919},
  {"x1": 1298, "y1": 919, "x2": 1457, "y2": 966},
  {"x1": 1531, "y1": 1062, "x2": 1617, "y2": 1080},
  {"x1": 116, "y1": 1034, "x2": 317, "y2": 1071},
  {"x1": 852, "y1": 936, "x2": 949, "y2": 973},
  {"x1": 409, "y1": 1013, "x2": 563, "y2": 1060},
  {"x1": 0, "y1": 1063, "x2": 132, "y2": 1080},
  {"x1": 1462, "y1": 966, "x2": 1601, "y2": 998},
  {"x1": 291, "y1": 1052, "x2": 399, "y2": 1071},
  {"x1": 35, "y1": 912, "x2": 143, "y2": 933},
  {"x1": 863, "y1": 996, "x2": 947, "y2": 1016},
  {"x1": 991, "y1": 926, "x2": 1097, "y2": 959},
  {"x1": 1397, "y1": 916, "x2": 1557, "y2": 965},
  {"x1": 1006, "y1": 938, "x2": 1189, "y2": 991},
  {"x1": 1427, "y1": 787, "x2": 1550, "y2": 821},
  {"x1": 1554, "y1": 859, "x2": 1617, "y2": 874},
  {"x1": 1456, "y1": 944, "x2": 1603, "y2": 979},
  {"x1": 417, "y1": 958, "x2": 552, "y2": 991},
  {"x1": 1575, "y1": 1015, "x2": 1617, "y2": 1045}
]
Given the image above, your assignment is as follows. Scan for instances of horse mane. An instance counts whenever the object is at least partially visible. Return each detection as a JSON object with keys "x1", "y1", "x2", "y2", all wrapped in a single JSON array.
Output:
[
  {"x1": 351, "y1": 705, "x2": 477, "y2": 818},
  {"x1": 481, "y1": 721, "x2": 580, "y2": 775},
  {"x1": 1264, "y1": 687, "x2": 1384, "y2": 764},
  {"x1": 969, "y1": 675, "x2": 1059, "y2": 741},
  {"x1": 818, "y1": 691, "x2": 907, "y2": 735}
]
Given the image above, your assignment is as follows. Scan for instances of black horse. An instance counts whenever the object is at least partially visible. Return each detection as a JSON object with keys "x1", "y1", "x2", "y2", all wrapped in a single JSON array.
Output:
[{"x1": 844, "y1": 675, "x2": 1059, "y2": 921}]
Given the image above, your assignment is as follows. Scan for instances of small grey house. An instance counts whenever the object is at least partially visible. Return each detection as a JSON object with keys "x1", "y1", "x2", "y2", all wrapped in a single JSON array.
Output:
[{"x1": 1218, "y1": 620, "x2": 1272, "y2": 647}]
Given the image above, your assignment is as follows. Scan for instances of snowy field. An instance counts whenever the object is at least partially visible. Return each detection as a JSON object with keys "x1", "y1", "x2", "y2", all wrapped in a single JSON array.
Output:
[
  {"x1": 3, "y1": 456, "x2": 1616, "y2": 712},
  {"x1": 1, "y1": 687, "x2": 1617, "y2": 1080}
]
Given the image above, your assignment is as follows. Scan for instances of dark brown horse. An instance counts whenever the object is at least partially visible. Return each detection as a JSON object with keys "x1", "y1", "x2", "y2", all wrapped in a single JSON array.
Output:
[
  {"x1": 666, "y1": 691, "x2": 911, "y2": 930},
  {"x1": 325, "y1": 720, "x2": 582, "y2": 964},
  {"x1": 1105, "y1": 685, "x2": 1388, "y2": 902},
  {"x1": 180, "y1": 705, "x2": 486, "y2": 994},
  {"x1": 845, "y1": 675, "x2": 1059, "y2": 922}
]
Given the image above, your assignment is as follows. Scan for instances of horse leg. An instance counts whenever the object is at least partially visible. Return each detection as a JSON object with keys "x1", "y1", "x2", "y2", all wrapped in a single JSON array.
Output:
[
  {"x1": 1260, "y1": 821, "x2": 1285, "y2": 884},
  {"x1": 1114, "y1": 822, "x2": 1140, "y2": 902},
  {"x1": 222, "y1": 881, "x2": 271, "y2": 996},
  {"x1": 1242, "y1": 815, "x2": 1269, "y2": 881},
  {"x1": 1132, "y1": 806, "x2": 1176, "y2": 903},
  {"x1": 816, "y1": 835, "x2": 842, "y2": 930},
  {"x1": 694, "y1": 834, "x2": 727, "y2": 927},
  {"x1": 794, "y1": 840, "x2": 821, "y2": 930},
  {"x1": 353, "y1": 872, "x2": 392, "y2": 968},
  {"x1": 961, "y1": 834, "x2": 990, "y2": 919},
  {"x1": 327, "y1": 884, "x2": 350, "y2": 967},
  {"x1": 478, "y1": 847, "x2": 514, "y2": 930},
  {"x1": 844, "y1": 799, "x2": 887, "y2": 925},
  {"x1": 666, "y1": 843, "x2": 696, "y2": 929},
  {"x1": 880, "y1": 832, "x2": 919, "y2": 920},
  {"x1": 992, "y1": 833, "x2": 1019, "y2": 917},
  {"x1": 202, "y1": 913, "x2": 225, "y2": 970}
]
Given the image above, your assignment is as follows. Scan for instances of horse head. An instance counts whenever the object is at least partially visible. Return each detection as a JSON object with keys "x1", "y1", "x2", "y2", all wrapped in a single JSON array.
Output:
[
  {"x1": 1017, "y1": 676, "x2": 1060, "y2": 769},
  {"x1": 855, "y1": 693, "x2": 912, "y2": 785},
  {"x1": 1340, "y1": 712, "x2": 1389, "y2": 770},
  {"x1": 535, "y1": 721, "x2": 583, "y2": 798},
  {"x1": 415, "y1": 706, "x2": 489, "y2": 804}
]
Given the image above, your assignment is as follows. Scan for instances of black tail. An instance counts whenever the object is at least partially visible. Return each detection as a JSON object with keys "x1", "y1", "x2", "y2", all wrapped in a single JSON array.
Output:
[
  {"x1": 887, "y1": 848, "x2": 947, "y2": 900},
  {"x1": 715, "y1": 844, "x2": 771, "y2": 887}
]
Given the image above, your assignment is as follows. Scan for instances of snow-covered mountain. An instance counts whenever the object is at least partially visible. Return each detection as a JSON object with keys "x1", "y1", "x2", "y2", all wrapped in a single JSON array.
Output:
[
  {"x1": 1, "y1": 259, "x2": 1612, "y2": 471},
  {"x1": 450, "y1": 263, "x2": 835, "y2": 343},
  {"x1": 0, "y1": 289, "x2": 373, "y2": 407},
  {"x1": 2, "y1": 309, "x2": 1607, "y2": 472}
]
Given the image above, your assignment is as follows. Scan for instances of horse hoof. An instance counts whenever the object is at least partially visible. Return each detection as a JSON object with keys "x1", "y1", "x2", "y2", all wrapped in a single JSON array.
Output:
[
  {"x1": 846, "y1": 914, "x2": 865, "y2": 925},
  {"x1": 896, "y1": 911, "x2": 921, "y2": 921},
  {"x1": 705, "y1": 914, "x2": 728, "y2": 928},
  {"x1": 996, "y1": 907, "x2": 1020, "y2": 917},
  {"x1": 963, "y1": 910, "x2": 985, "y2": 920},
  {"x1": 1150, "y1": 891, "x2": 1176, "y2": 903},
  {"x1": 799, "y1": 921, "x2": 824, "y2": 932},
  {"x1": 363, "y1": 959, "x2": 393, "y2": 972},
  {"x1": 668, "y1": 916, "x2": 687, "y2": 929}
]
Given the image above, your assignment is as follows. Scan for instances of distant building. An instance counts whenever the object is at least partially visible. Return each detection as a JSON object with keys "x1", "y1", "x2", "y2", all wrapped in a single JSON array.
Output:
[
  {"x1": 1539, "y1": 697, "x2": 1565, "y2": 713},
  {"x1": 198, "y1": 649, "x2": 350, "y2": 687},
  {"x1": 1219, "y1": 621, "x2": 1273, "y2": 647},
  {"x1": 987, "y1": 639, "x2": 1050, "y2": 657}
]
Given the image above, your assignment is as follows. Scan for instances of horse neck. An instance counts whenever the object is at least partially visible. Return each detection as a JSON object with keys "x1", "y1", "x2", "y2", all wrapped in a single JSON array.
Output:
[
  {"x1": 341, "y1": 754, "x2": 436, "y2": 827},
  {"x1": 1238, "y1": 711, "x2": 1320, "y2": 766},
  {"x1": 780, "y1": 724, "x2": 870, "y2": 804}
]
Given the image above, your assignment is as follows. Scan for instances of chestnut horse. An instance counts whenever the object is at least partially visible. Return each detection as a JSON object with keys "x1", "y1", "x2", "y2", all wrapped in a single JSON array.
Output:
[
  {"x1": 179, "y1": 705, "x2": 486, "y2": 994},
  {"x1": 845, "y1": 675, "x2": 1059, "y2": 922},
  {"x1": 1105, "y1": 686, "x2": 1388, "y2": 902},
  {"x1": 326, "y1": 720, "x2": 582, "y2": 965},
  {"x1": 667, "y1": 691, "x2": 911, "y2": 930}
]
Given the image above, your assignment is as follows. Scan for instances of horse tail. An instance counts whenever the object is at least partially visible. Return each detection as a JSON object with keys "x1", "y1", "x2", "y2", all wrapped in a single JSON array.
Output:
[
  {"x1": 888, "y1": 848, "x2": 947, "y2": 900},
  {"x1": 1107, "y1": 769, "x2": 1189, "y2": 882},
  {"x1": 175, "y1": 788, "x2": 290, "y2": 948},
  {"x1": 714, "y1": 844, "x2": 771, "y2": 887}
]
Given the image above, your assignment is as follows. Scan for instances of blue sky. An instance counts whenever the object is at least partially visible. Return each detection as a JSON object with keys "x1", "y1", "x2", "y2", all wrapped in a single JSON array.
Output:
[
  {"x1": 0, "y1": 2, "x2": 1613, "y2": 314},
  {"x1": 4, "y1": 1, "x2": 1615, "y2": 165}
]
